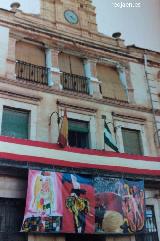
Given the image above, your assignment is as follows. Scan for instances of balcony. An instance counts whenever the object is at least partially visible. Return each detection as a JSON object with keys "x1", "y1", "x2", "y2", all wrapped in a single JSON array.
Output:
[
  {"x1": 60, "y1": 72, "x2": 89, "y2": 94},
  {"x1": 16, "y1": 60, "x2": 49, "y2": 85}
]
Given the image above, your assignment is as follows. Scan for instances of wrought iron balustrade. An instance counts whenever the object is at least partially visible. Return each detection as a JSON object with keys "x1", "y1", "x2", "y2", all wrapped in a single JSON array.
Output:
[
  {"x1": 16, "y1": 60, "x2": 49, "y2": 85},
  {"x1": 61, "y1": 72, "x2": 89, "y2": 94}
]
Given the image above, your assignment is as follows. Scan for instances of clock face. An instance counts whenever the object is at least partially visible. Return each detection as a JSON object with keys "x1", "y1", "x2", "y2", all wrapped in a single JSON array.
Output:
[{"x1": 64, "y1": 10, "x2": 79, "y2": 24}]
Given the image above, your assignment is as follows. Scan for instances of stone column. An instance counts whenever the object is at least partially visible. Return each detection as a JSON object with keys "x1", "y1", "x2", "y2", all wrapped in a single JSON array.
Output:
[
  {"x1": 84, "y1": 59, "x2": 102, "y2": 98},
  {"x1": 6, "y1": 36, "x2": 17, "y2": 79},
  {"x1": 46, "y1": 48, "x2": 61, "y2": 89}
]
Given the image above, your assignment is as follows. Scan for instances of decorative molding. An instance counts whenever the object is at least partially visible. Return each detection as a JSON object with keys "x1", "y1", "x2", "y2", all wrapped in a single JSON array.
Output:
[
  {"x1": 1, "y1": 75, "x2": 160, "y2": 115},
  {"x1": 0, "y1": 88, "x2": 42, "y2": 103},
  {"x1": 57, "y1": 99, "x2": 97, "y2": 114},
  {"x1": 112, "y1": 112, "x2": 147, "y2": 122}
]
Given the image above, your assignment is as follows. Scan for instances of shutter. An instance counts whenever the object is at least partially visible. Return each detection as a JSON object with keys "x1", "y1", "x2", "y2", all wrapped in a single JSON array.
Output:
[
  {"x1": 69, "y1": 119, "x2": 89, "y2": 133},
  {"x1": 59, "y1": 52, "x2": 71, "y2": 73},
  {"x1": 70, "y1": 55, "x2": 84, "y2": 76},
  {"x1": 97, "y1": 64, "x2": 127, "y2": 100},
  {"x1": 122, "y1": 128, "x2": 143, "y2": 155},
  {"x1": 59, "y1": 53, "x2": 84, "y2": 76},
  {"x1": 1, "y1": 107, "x2": 29, "y2": 139},
  {"x1": 16, "y1": 41, "x2": 45, "y2": 66}
]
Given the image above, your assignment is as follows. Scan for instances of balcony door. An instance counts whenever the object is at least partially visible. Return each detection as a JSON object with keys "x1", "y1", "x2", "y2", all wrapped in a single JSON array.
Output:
[
  {"x1": 59, "y1": 53, "x2": 89, "y2": 94},
  {"x1": 59, "y1": 52, "x2": 84, "y2": 76},
  {"x1": 16, "y1": 41, "x2": 45, "y2": 66}
]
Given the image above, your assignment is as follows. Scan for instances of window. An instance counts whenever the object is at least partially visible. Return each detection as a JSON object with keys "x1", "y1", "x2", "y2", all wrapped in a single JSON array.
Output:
[
  {"x1": 68, "y1": 119, "x2": 89, "y2": 148},
  {"x1": 0, "y1": 198, "x2": 27, "y2": 241},
  {"x1": 59, "y1": 52, "x2": 84, "y2": 76},
  {"x1": 97, "y1": 64, "x2": 127, "y2": 101},
  {"x1": 122, "y1": 128, "x2": 143, "y2": 155},
  {"x1": 1, "y1": 107, "x2": 29, "y2": 139},
  {"x1": 136, "y1": 206, "x2": 159, "y2": 241},
  {"x1": 16, "y1": 41, "x2": 45, "y2": 66}
]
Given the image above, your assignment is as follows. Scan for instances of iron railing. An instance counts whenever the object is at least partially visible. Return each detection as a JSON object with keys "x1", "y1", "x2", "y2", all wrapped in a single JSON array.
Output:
[
  {"x1": 136, "y1": 206, "x2": 159, "y2": 241},
  {"x1": 61, "y1": 72, "x2": 89, "y2": 94},
  {"x1": 16, "y1": 60, "x2": 49, "y2": 85}
]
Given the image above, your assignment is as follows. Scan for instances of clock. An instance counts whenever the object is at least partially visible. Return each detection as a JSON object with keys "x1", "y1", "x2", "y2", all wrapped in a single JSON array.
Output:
[{"x1": 64, "y1": 10, "x2": 79, "y2": 24}]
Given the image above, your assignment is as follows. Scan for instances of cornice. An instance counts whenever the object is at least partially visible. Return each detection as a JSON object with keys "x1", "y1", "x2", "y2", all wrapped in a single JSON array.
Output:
[
  {"x1": 0, "y1": 76, "x2": 159, "y2": 115},
  {"x1": 0, "y1": 13, "x2": 159, "y2": 67},
  {"x1": 112, "y1": 112, "x2": 147, "y2": 122},
  {"x1": 57, "y1": 99, "x2": 97, "y2": 113},
  {"x1": 0, "y1": 86, "x2": 42, "y2": 104}
]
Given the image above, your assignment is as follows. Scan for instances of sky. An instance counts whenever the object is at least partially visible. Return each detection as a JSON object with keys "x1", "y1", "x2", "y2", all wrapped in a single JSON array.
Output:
[{"x1": 0, "y1": 0, "x2": 160, "y2": 52}]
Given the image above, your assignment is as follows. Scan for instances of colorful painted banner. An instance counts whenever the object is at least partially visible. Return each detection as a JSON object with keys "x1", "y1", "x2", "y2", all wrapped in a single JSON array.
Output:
[
  {"x1": 62, "y1": 173, "x2": 95, "y2": 233},
  {"x1": 94, "y1": 177, "x2": 145, "y2": 233},
  {"x1": 21, "y1": 170, "x2": 63, "y2": 232},
  {"x1": 22, "y1": 170, "x2": 145, "y2": 234}
]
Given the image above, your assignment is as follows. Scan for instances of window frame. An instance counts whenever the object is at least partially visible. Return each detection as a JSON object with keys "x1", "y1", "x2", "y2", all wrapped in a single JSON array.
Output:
[
  {"x1": 68, "y1": 118, "x2": 89, "y2": 148},
  {"x1": 115, "y1": 120, "x2": 149, "y2": 155},
  {"x1": 121, "y1": 127, "x2": 143, "y2": 155},
  {"x1": 1, "y1": 106, "x2": 30, "y2": 139},
  {"x1": 145, "y1": 190, "x2": 160, "y2": 241},
  {"x1": 65, "y1": 111, "x2": 96, "y2": 149},
  {"x1": 0, "y1": 99, "x2": 37, "y2": 140}
]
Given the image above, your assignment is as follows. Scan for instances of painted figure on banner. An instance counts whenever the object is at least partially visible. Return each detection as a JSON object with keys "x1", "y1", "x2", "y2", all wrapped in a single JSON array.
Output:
[
  {"x1": 62, "y1": 173, "x2": 95, "y2": 233},
  {"x1": 121, "y1": 180, "x2": 145, "y2": 233},
  {"x1": 94, "y1": 177, "x2": 145, "y2": 234},
  {"x1": 21, "y1": 170, "x2": 63, "y2": 233},
  {"x1": 32, "y1": 171, "x2": 54, "y2": 214}
]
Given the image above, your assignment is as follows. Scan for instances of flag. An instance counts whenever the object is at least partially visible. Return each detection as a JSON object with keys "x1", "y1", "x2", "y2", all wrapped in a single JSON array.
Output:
[
  {"x1": 58, "y1": 109, "x2": 68, "y2": 148},
  {"x1": 104, "y1": 121, "x2": 119, "y2": 152}
]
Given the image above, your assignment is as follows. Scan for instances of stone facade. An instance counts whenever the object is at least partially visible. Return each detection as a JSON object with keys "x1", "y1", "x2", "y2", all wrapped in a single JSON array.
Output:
[{"x1": 0, "y1": 0, "x2": 160, "y2": 241}]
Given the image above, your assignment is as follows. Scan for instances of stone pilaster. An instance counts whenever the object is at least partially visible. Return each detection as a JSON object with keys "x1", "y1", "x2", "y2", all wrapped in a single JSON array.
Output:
[
  {"x1": 84, "y1": 59, "x2": 102, "y2": 98},
  {"x1": 46, "y1": 48, "x2": 62, "y2": 89},
  {"x1": 0, "y1": 26, "x2": 9, "y2": 77},
  {"x1": 116, "y1": 65, "x2": 128, "y2": 98},
  {"x1": 6, "y1": 36, "x2": 17, "y2": 79}
]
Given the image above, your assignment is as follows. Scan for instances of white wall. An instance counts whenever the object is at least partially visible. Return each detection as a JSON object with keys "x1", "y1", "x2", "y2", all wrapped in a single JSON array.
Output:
[
  {"x1": 130, "y1": 62, "x2": 150, "y2": 106},
  {"x1": 0, "y1": 26, "x2": 9, "y2": 76}
]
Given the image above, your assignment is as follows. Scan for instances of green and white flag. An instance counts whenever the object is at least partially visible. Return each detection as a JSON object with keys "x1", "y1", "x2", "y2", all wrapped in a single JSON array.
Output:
[{"x1": 104, "y1": 121, "x2": 119, "y2": 152}]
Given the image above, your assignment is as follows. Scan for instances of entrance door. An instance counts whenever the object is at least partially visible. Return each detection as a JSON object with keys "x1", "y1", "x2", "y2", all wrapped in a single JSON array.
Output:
[{"x1": 0, "y1": 198, "x2": 27, "y2": 241}]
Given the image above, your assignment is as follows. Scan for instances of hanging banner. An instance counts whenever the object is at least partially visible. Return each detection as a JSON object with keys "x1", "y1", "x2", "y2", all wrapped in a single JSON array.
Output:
[
  {"x1": 94, "y1": 177, "x2": 145, "y2": 234},
  {"x1": 62, "y1": 173, "x2": 95, "y2": 233},
  {"x1": 22, "y1": 170, "x2": 145, "y2": 234},
  {"x1": 21, "y1": 170, "x2": 63, "y2": 232}
]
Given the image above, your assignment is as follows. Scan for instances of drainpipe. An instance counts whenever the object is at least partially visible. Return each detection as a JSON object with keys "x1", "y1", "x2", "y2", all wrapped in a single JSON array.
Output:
[{"x1": 144, "y1": 54, "x2": 160, "y2": 147}]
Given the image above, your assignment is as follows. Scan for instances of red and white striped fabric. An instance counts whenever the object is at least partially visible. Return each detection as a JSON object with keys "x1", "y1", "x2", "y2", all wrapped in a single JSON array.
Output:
[{"x1": 0, "y1": 136, "x2": 160, "y2": 176}]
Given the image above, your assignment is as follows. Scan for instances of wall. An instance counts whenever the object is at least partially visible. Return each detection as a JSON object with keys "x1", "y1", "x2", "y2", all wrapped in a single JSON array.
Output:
[
  {"x1": 130, "y1": 62, "x2": 150, "y2": 106},
  {"x1": 0, "y1": 26, "x2": 9, "y2": 76}
]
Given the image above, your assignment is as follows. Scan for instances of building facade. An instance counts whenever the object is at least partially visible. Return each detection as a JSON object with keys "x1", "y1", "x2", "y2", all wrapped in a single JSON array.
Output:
[{"x1": 0, "y1": 0, "x2": 160, "y2": 241}]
